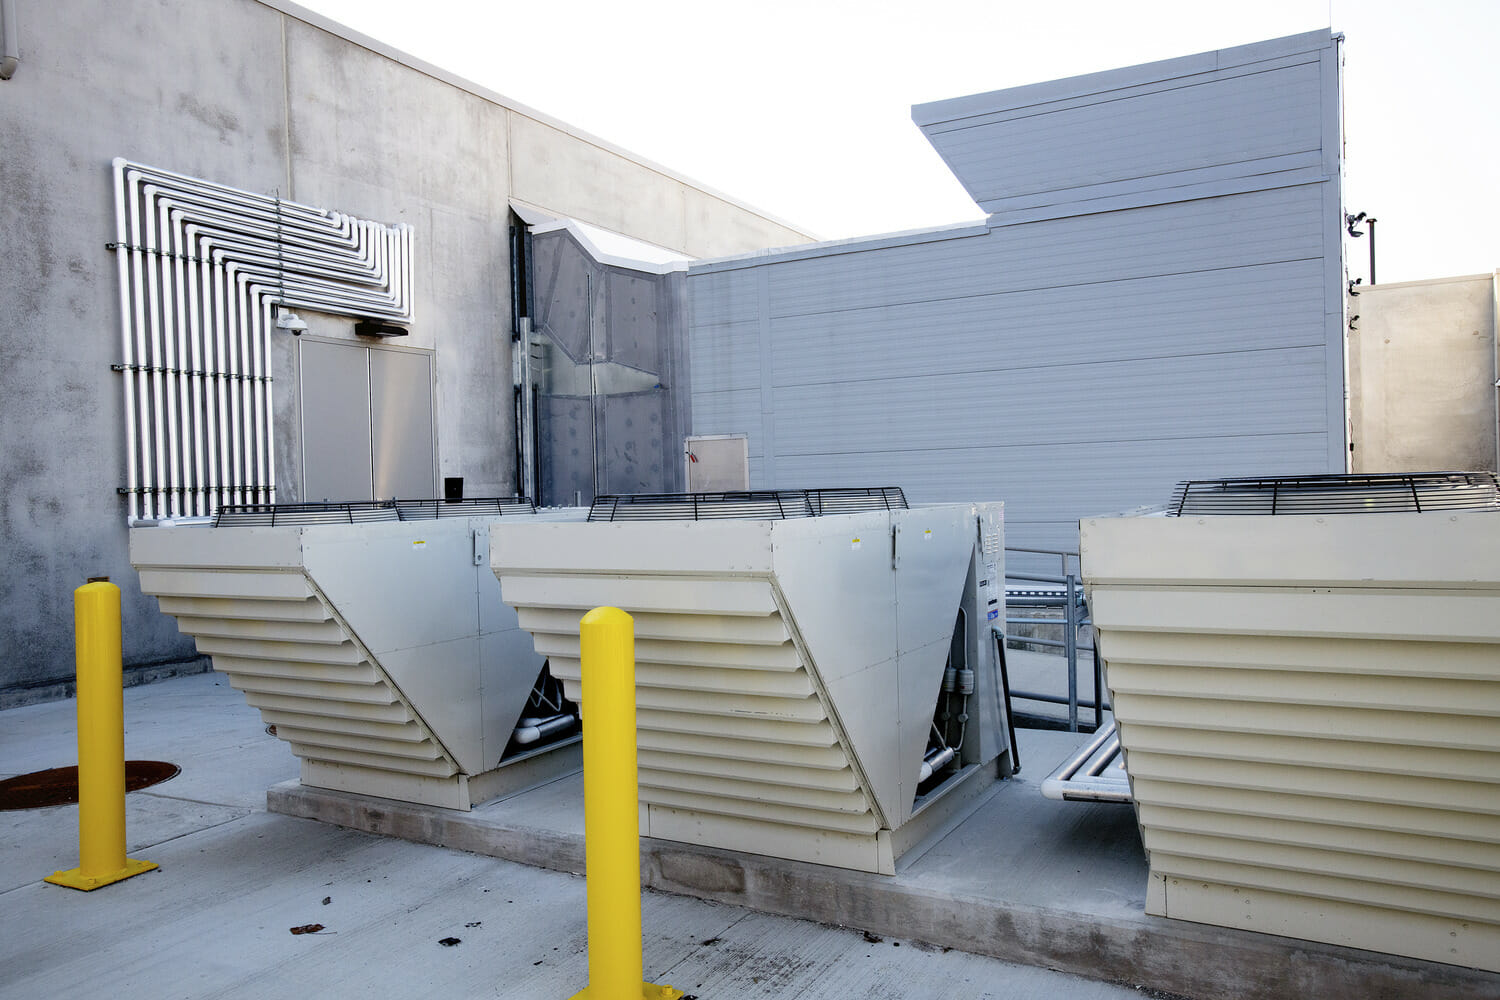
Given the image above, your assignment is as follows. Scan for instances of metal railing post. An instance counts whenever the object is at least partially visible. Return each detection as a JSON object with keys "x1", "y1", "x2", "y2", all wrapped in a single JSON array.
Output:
[{"x1": 1064, "y1": 572, "x2": 1079, "y2": 732}]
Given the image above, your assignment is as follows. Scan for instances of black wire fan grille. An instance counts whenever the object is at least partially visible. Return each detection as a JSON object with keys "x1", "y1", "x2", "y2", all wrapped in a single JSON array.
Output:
[
  {"x1": 1167, "y1": 473, "x2": 1500, "y2": 517},
  {"x1": 588, "y1": 487, "x2": 909, "y2": 522},
  {"x1": 213, "y1": 497, "x2": 536, "y2": 527}
]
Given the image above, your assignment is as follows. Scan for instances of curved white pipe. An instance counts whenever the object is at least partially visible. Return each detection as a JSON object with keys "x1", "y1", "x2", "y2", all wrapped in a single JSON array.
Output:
[
  {"x1": 111, "y1": 160, "x2": 139, "y2": 519},
  {"x1": 113, "y1": 160, "x2": 413, "y2": 516},
  {"x1": 1, "y1": 0, "x2": 19, "y2": 81},
  {"x1": 918, "y1": 746, "x2": 956, "y2": 784},
  {"x1": 513, "y1": 714, "x2": 577, "y2": 746}
]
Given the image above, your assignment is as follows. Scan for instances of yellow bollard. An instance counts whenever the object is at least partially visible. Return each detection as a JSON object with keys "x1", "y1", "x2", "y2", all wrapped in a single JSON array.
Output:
[
  {"x1": 45, "y1": 580, "x2": 158, "y2": 891},
  {"x1": 568, "y1": 607, "x2": 681, "y2": 1000}
]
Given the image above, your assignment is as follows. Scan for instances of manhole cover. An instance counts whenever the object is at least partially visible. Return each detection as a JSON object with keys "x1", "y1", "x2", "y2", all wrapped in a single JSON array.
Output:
[{"x1": 0, "y1": 761, "x2": 180, "y2": 810}]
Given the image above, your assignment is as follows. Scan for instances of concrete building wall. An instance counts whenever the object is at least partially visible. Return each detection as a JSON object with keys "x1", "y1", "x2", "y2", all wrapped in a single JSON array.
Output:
[
  {"x1": 1348, "y1": 272, "x2": 1499, "y2": 473},
  {"x1": 0, "y1": 0, "x2": 810, "y2": 706}
]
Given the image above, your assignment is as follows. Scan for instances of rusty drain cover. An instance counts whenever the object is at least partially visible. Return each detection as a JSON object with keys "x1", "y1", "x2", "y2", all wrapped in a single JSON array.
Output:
[{"x1": 0, "y1": 761, "x2": 180, "y2": 811}]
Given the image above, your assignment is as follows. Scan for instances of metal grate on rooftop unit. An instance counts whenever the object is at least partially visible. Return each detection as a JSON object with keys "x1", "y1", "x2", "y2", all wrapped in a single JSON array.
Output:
[
  {"x1": 1167, "y1": 472, "x2": 1500, "y2": 517},
  {"x1": 213, "y1": 497, "x2": 535, "y2": 527},
  {"x1": 394, "y1": 497, "x2": 536, "y2": 519},
  {"x1": 587, "y1": 487, "x2": 908, "y2": 522}
]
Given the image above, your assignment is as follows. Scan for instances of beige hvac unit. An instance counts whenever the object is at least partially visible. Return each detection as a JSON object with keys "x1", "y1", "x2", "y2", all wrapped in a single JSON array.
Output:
[
  {"x1": 131, "y1": 499, "x2": 588, "y2": 810},
  {"x1": 1082, "y1": 472, "x2": 1500, "y2": 972},
  {"x1": 491, "y1": 488, "x2": 1014, "y2": 875}
]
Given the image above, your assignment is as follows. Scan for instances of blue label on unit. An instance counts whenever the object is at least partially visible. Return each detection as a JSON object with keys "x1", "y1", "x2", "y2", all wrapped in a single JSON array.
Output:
[{"x1": 987, "y1": 608, "x2": 999, "y2": 621}]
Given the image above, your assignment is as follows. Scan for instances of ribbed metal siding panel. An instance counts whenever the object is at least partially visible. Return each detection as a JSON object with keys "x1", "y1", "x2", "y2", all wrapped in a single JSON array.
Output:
[
  {"x1": 761, "y1": 186, "x2": 1324, "y2": 318},
  {"x1": 686, "y1": 33, "x2": 1342, "y2": 555},
  {"x1": 1082, "y1": 511, "x2": 1500, "y2": 972},
  {"x1": 913, "y1": 32, "x2": 1335, "y2": 214},
  {"x1": 924, "y1": 59, "x2": 1322, "y2": 213},
  {"x1": 766, "y1": 261, "x2": 1325, "y2": 384},
  {"x1": 690, "y1": 196, "x2": 1338, "y2": 548},
  {"x1": 687, "y1": 194, "x2": 1339, "y2": 552}
]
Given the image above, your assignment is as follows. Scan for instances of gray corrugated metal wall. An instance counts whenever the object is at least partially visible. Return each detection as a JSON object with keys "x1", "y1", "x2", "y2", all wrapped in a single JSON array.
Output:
[{"x1": 685, "y1": 31, "x2": 1345, "y2": 555}]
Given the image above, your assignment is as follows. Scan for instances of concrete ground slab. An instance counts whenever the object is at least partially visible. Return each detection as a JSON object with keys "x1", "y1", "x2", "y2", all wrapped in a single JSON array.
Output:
[
  {"x1": 8, "y1": 671, "x2": 1500, "y2": 999},
  {"x1": 270, "y1": 719, "x2": 1500, "y2": 1000},
  {"x1": 0, "y1": 672, "x2": 1166, "y2": 1000}
]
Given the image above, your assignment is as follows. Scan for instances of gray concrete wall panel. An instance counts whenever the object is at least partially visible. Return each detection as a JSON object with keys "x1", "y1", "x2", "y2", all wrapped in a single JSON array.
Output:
[
  {"x1": 282, "y1": 18, "x2": 512, "y2": 501},
  {"x1": 506, "y1": 115, "x2": 810, "y2": 259},
  {"x1": 1348, "y1": 272, "x2": 1499, "y2": 473},
  {"x1": 0, "y1": 0, "x2": 807, "y2": 702},
  {"x1": 0, "y1": 0, "x2": 291, "y2": 698}
]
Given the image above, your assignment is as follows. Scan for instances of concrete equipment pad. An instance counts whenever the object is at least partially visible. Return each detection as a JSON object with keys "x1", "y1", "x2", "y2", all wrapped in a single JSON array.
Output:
[{"x1": 271, "y1": 726, "x2": 1500, "y2": 1000}]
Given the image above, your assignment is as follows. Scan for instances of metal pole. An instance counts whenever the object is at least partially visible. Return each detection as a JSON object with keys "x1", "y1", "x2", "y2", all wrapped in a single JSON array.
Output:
[
  {"x1": 569, "y1": 607, "x2": 681, "y2": 1000},
  {"x1": 45, "y1": 581, "x2": 158, "y2": 890},
  {"x1": 1064, "y1": 573, "x2": 1079, "y2": 733},
  {"x1": 1368, "y1": 217, "x2": 1377, "y2": 285}
]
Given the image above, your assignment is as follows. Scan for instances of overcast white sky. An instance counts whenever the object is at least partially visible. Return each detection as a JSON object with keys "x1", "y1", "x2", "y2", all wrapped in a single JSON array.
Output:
[{"x1": 296, "y1": 0, "x2": 1496, "y2": 284}]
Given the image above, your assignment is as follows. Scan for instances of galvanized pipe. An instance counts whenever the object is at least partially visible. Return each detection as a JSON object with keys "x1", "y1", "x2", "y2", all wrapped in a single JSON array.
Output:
[{"x1": 1064, "y1": 573, "x2": 1079, "y2": 732}]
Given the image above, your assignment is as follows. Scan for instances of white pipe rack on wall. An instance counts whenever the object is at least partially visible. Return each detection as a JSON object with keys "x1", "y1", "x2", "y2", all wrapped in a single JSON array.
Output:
[{"x1": 110, "y1": 159, "x2": 414, "y2": 521}]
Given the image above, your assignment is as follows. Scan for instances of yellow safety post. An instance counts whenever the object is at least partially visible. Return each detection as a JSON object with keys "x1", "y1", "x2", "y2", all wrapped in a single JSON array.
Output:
[
  {"x1": 568, "y1": 607, "x2": 681, "y2": 1000},
  {"x1": 45, "y1": 580, "x2": 158, "y2": 891}
]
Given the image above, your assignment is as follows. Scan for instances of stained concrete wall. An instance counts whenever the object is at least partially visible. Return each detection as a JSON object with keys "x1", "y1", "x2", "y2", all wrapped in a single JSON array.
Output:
[
  {"x1": 0, "y1": 0, "x2": 810, "y2": 706},
  {"x1": 1348, "y1": 272, "x2": 1499, "y2": 473}
]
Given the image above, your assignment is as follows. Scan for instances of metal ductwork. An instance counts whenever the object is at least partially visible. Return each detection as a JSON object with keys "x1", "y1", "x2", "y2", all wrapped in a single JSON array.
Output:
[
  {"x1": 110, "y1": 159, "x2": 414, "y2": 522},
  {"x1": 492, "y1": 491, "x2": 1012, "y2": 874}
]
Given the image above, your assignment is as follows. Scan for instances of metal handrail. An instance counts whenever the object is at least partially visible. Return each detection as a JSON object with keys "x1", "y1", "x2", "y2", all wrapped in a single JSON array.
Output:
[{"x1": 1004, "y1": 547, "x2": 1106, "y2": 732}]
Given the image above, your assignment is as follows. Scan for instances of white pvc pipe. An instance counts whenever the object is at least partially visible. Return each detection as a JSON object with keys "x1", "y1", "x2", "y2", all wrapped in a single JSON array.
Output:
[
  {"x1": 918, "y1": 746, "x2": 956, "y2": 784},
  {"x1": 138, "y1": 183, "x2": 169, "y2": 518},
  {"x1": 512, "y1": 714, "x2": 576, "y2": 746},
  {"x1": 182, "y1": 223, "x2": 207, "y2": 516},
  {"x1": 1, "y1": 0, "x2": 19, "y2": 81},
  {"x1": 152, "y1": 195, "x2": 184, "y2": 517},
  {"x1": 111, "y1": 160, "x2": 139, "y2": 520},
  {"x1": 113, "y1": 160, "x2": 413, "y2": 516}
]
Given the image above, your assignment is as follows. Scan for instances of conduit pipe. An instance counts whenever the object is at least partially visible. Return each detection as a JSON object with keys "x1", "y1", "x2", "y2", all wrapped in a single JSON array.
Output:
[
  {"x1": 0, "y1": 0, "x2": 18, "y2": 81},
  {"x1": 112, "y1": 159, "x2": 413, "y2": 520},
  {"x1": 512, "y1": 713, "x2": 576, "y2": 746}
]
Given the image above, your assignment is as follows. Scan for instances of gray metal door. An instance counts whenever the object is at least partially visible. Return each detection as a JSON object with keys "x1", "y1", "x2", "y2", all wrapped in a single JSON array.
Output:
[
  {"x1": 300, "y1": 339, "x2": 374, "y2": 502},
  {"x1": 370, "y1": 349, "x2": 436, "y2": 499},
  {"x1": 299, "y1": 339, "x2": 436, "y2": 501}
]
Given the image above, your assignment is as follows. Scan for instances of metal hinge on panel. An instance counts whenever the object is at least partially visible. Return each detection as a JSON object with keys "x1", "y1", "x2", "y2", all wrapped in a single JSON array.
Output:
[
  {"x1": 891, "y1": 524, "x2": 900, "y2": 570},
  {"x1": 472, "y1": 528, "x2": 486, "y2": 567}
]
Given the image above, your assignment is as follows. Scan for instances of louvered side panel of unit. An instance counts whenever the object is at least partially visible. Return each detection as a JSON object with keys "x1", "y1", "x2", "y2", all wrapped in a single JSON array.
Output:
[
  {"x1": 1092, "y1": 582, "x2": 1500, "y2": 971},
  {"x1": 137, "y1": 574, "x2": 458, "y2": 781},
  {"x1": 505, "y1": 580, "x2": 878, "y2": 837}
]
